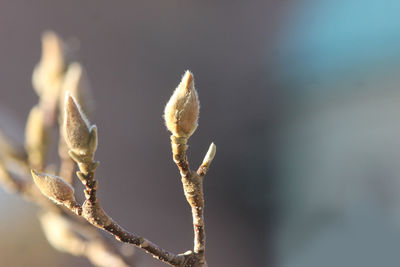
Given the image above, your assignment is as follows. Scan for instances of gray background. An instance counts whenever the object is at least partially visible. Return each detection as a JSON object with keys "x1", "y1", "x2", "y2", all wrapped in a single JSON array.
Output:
[{"x1": 0, "y1": 1, "x2": 272, "y2": 267}]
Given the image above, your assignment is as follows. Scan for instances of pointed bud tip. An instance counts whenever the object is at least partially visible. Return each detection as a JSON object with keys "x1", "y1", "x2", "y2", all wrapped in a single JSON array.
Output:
[
  {"x1": 64, "y1": 91, "x2": 89, "y2": 127},
  {"x1": 31, "y1": 170, "x2": 76, "y2": 205},
  {"x1": 31, "y1": 169, "x2": 38, "y2": 177},
  {"x1": 203, "y1": 142, "x2": 216, "y2": 164},
  {"x1": 42, "y1": 30, "x2": 58, "y2": 41},
  {"x1": 90, "y1": 124, "x2": 97, "y2": 132},
  {"x1": 41, "y1": 31, "x2": 61, "y2": 52},
  {"x1": 164, "y1": 71, "x2": 199, "y2": 137},
  {"x1": 40, "y1": 30, "x2": 64, "y2": 67},
  {"x1": 182, "y1": 70, "x2": 194, "y2": 92},
  {"x1": 88, "y1": 125, "x2": 98, "y2": 153},
  {"x1": 210, "y1": 142, "x2": 216, "y2": 151},
  {"x1": 64, "y1": 90, "x2": 73, "y2": 103},
  {"x1": 63, "y1": 91, "x2": 92, "y2": 154},
  {"x1": 64, "y1": 91, "x2": 73, "y2": 109}
]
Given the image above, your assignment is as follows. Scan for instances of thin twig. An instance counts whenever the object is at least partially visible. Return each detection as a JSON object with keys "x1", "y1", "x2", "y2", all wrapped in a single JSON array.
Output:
[
  {"x1": 68, "y1": 149, "x2": 185, "y2": 266},
  {"x1": 170, "y1": 136, "x2": 212, "y2": 266},
  {"x1": 0, "y1": 162, "x2": 31, "y2": 195}
]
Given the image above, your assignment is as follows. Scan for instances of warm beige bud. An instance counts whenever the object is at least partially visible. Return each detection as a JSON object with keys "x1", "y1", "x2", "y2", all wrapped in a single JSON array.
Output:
[
  {"x1": 25, "y1": 106, "x2": 49, "y2": 169},
  {"x1": 31, "y1": 170, "x2": 76, "y2": 205},
  {"x1": 164, "y1": 70, "x2": 199, "y2": 137},
  {"x1": 40, "y1": 31, "x2": 65, "y2": 74},
  {"x1": 32, "y1": 31, "x2": 66, "y2": 97},
  {"x1": 63, "y1": 93, "x2": 91, "y2": 155}
]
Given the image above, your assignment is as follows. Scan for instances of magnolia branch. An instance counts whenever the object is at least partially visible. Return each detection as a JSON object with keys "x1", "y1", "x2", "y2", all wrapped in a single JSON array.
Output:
[
  {"x1": 0, "y1": 31, "x2": 133, "y2": 267},
  {"x1": 31, "y1": 70, "x2": 216, "y2": 267}
]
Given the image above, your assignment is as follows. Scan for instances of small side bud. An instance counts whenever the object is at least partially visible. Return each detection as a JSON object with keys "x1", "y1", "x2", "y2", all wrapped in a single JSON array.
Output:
[
  {"x1": 164, "y1": 70, "x2": 200, "y2": 138},
  {"x1": 31, "y1": 170, "x2": 76, "y2": 205},
  {"x1": 63, "y1": 93, "x2": 91, "y2": 155},
  {"x1": 88, "y1": 125, "x2": 98, "y2": 154},
  {"x1": 201, "y1": 142, "x2": 216, "y2": 167}
]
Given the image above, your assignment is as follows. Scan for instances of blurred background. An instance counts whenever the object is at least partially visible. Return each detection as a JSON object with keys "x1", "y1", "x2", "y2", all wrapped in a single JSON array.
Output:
[{"x1": 0, "y1": 0, "x2": 400, "y2": 267}]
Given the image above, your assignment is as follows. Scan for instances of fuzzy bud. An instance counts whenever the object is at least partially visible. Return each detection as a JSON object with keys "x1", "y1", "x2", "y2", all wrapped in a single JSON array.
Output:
[
  {"x1": 31, "y1": 170, "x2": 76, "y2": 205},
  {"x1": 32, "y1": 31, "x2": 66, "y2": 97},
  {"x1": 63, "y1": 93, "x2": 91, "y2": 155},
  {"x1": 25, "y1": 105, "x2": 49, "y2": 169},
  {"x1": 164, "y1": 70, "x2": 199, "y2": 138},
  {"x1": 201, "y1": 142, "x2": 216, "y2": 167}
]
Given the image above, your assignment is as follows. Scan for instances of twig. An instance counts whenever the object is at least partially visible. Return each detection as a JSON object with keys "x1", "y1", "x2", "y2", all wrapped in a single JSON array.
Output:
[
  {"x1": 170, "y1": 138, "x2": 215, "y2": 266},
  {"x1": 0, "y1": 31, "x2": 136, "y2": 267},
  {"x1": 30, "y1": 48, "x2": 216, "y2": 266},
  {"x1": 40, "y1": 211, "x2": 133, "y2": 267},
  {"x1": 0, "y1": 162, "x2": 31, "y2": 195},
  {"x1": 62, "y1": 96, "x2": 186, "y2": 266}
]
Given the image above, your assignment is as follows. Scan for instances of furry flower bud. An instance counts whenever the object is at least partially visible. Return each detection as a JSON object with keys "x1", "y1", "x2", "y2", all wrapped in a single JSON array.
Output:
[
  {"x1": 31, "y1": 170, "x2": 76, "y2": 205},
  {"x1": 202, "y1": 142, "x2": 216, "y2": 167},
  {"x1": 25, "y1": 105, "x2": 49, "y2": 169},
  {"x1": 63, "y1": 93, "x2": 91, "y2": 155},
  {"x1": 164, "y1": 70, "x2": 199, "y2": 138},
  {"x1": 32, "y1": 31, "x2": 66, "y2": 97}
]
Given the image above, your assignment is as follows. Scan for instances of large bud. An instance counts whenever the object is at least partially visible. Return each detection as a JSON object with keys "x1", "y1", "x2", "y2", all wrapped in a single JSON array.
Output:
[
  {"x1": 63, "y1": 93, "x2": 97, "y2": 156},
  {"x1": 164, "y1": 70, "x2": 199, "y2": 138}
]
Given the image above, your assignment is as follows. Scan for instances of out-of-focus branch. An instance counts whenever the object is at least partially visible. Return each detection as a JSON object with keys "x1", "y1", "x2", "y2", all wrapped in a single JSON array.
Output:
[
  {"x1": 0, "y1": 162, "x2": 30, "y2": 195},
  {"x1": 0, "y1": 31, "x2": 135, "y2": 267},
  {"x1": 57, "y1": 94, "x2": 186, "y2": 266},
  {"x1": 40, "y1": 211, "x2": 133, "y2": 267},
  {"x1": 28, "y1": 32, "x2": 216, "y2": 267},
  {"x1": 0, "y1": 130, "x2": 28, "y2": 166}
]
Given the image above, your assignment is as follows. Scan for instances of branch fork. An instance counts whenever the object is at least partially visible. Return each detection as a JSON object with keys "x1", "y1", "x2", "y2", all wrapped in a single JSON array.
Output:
[{"x1": 30, "y1": 68, "x2": 216, "y2": 267}]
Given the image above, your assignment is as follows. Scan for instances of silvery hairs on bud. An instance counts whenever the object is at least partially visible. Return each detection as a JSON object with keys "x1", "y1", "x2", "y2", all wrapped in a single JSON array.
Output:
[
  {"x1": 31, "y1": 170, "x2": 76, "y2": 205},
  {"x1": 63, "y1": 92, "x2": 91, "y2": 155},
  {"x1": 164, "y1": 70, "x2": 200, "y2": 138}
]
